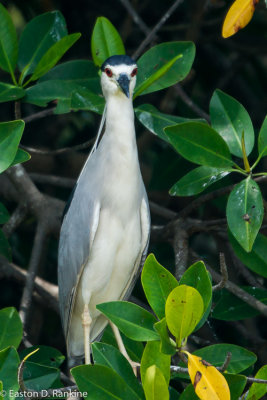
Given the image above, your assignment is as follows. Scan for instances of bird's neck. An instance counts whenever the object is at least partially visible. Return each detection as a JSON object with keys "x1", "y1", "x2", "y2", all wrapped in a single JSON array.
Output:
[{"x1": 105, "y1": 94, "x2": 136, "y2": 148}]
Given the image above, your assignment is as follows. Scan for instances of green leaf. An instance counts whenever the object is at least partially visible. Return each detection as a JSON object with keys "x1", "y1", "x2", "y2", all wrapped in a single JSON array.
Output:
[
  {"x1": 212, "y1": 287, "x2": 267, "y2": 320},
  {"x1": 210, "y1": 89, "x2": 254, "y2": 157},
  {"x1": 247, "y1": 365, "x2": 267, "y2": 400},
  {"x1": 0, "y1": 4, "x2": 18, "y2": 77},
  {"x1": 18, "y1": 11, "x2": 67, "y2": 81},
  {"x1": 0, "y1": 230, "x2": 12, "y2": 261},
  {"x1": 20, "y1": 345, "x2": 65, "y2": 368},
  {"x1": 154, "y1": 318, "x2": 176, "y2": 356},
  {"x1": 92, "y1": 342, "x2": 144, "y2": 399},
  {"x1": 0, "y1": 120, "x2": 25, "y2": 173},
  {"x1": 194, "y1": 344, "x2": 257, "y2": 373},
  {"x1": 141, "y1": 254, "x2": 178, "y2": 320},
  {"x1": 229, "y1": 231, "x2": 267, "y2": 278},
  {"x1": 10, "y1": 148, "x2": 31, "y2": 167},
  {"x1": 23, "y1": 361, "x2": 60, "y2": 391},
  {"x1": 135, "y1": 42, "x2": 195, "y2": 96},
  {"x1": 0, "y1": 381, "x2": 3, "y2": 400},
  {"x1": 165, "y1": 285, "x2": 204, "y2": 346},
  {"x1": 0, "y1": 83, "x2": 25, "y2": 103},
  {"x1": 179, "y1": 374, "x2": 246, "y2": 400},
  {"x1": 39, "y1": 59, "x2": 101, "y2": 94},
  {"x1": 0, "y1": 203, "x2": 9, "y2": 224},
  {"x1": 223, "y1": 373, "x2": 247, "y2": 400},
  {"x1": 258, "y1": 116, "x2": 267, "y2": 157},
  {"x1": 0, "y1": 347, "x2": 20, "y2": 400},
  {"x1": 72, "y1": 364, "x2": 141, "y2": 399},
  {"x1": 96, "y1": 301, "x2": 159, "y2": 341},
  {"x1": 24, "y1": 80, "x2": 104, "y2": 114},
  {"x1": 91, "y1": 17, "x2": 125, "y2": 67},
  {"x1": 226, "y1": 177, "x2": 264, "y2": 252},
  {"x1": 165, "y1": 122, "x2": 233, "y2": 168},
  {"x1": 61, "y1": 87, "x2": 105, "y2": 114},
  {"x1": 170, "y1": 166, "x2": 230, "y2": 196},
  {"x1": 135, "y1": 104, "x2": 204, "y2": 143},
  {"x1": 179, "y1": 261, "x2": 212, "y2": 313},
  {"x1": 141, "y1": 341, "x2": 171, "y2": 386},
  {"x1": 143, "y1": 365, "x2": 170, "y2": 400},
  {"x1": 134, "y1": 53, "x2": 182, "y2": 99},
  {"x1": 169, "y1": 387, "x2": 180, "y2": 400},
  {"x1": 0, "y1": 308, "x2": 22, "y2": 350},
  {"x1": 101, "y1": 324, "x2": 144, "y2": 362},
  {"x1": 29, "y1": 33, "x2": 81, "y2": 82},
  {"x1": 179, "y1": 384, "x2": 198, "y2": 400}
]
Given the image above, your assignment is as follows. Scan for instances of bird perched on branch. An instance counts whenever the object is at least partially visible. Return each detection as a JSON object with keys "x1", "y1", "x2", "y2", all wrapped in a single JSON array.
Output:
[{"x1": 58, "y1": 55, "x2": 150, "y2": 365}]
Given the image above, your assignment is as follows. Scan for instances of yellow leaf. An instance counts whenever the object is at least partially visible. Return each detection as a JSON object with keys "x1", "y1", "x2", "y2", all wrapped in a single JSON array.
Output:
[
  {"x1": 184, "y1": 352, "x2": 230, "y2": 400},
  {"x1": 222, "y1": 0, "x2": 259, "y2": 38}
]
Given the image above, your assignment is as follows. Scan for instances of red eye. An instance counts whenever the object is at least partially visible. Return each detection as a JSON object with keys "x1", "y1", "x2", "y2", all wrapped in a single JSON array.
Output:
[
  {"x1": 105, "y1": 68, "x2": 113, "y2": 77},
  {"x1": 131, "y1": 68, "x2": 138, "y2": 77}
]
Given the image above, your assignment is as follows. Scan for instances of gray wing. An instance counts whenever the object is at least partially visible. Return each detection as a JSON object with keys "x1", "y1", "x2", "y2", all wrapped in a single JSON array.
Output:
[
  {"x1": 57, "y1": 110, "x2": 107, "y2": 337},
  {"x1": 58, "y1": 175, "x2": 100, "y2": 336}
]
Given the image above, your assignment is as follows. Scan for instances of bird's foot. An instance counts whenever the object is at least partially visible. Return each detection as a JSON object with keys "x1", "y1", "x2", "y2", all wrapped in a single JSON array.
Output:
[
  {"x1": 82, "y1": 304, "x2": 92, "y2": 365},
  {"x1": 109, "y1": 321, "x2": 139, "y2": 376}
]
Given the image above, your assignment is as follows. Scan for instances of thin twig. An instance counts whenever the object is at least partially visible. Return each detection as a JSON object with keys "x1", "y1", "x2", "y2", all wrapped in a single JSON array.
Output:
[
  {"x1": 30, "y1": 173, "x2": 75, "y2": 189},
  {"x1": 19, "y1": 223, "x2": 48, "y2": 326},
  {"x1": 173, "y1": 221, "x2": 189, "y2": 279},
  {"x1": 119, "y1": 0, "x2": 150, "y2": 35},
  {"x1": 0, "y1": 256, "x2": 58, "y2": 312},
  {"x1": 174, "y1": 85, "x2": 210, "y2": 122},
  {"x1": 192, "y1": 251, "x2": 267, "y2": 317},
  {"x1": 149, "y1": 201, "x2": 178, "y2": 220},
  {"x1": 132, "y1": 0, "x2": 185, "y2": 59},
  {"x1": 218, "y1": 352, "x2": 232, "y2": 372},
  {"x1": 23, "y1": 107, "x2": 56, "y2": 123},
  {"x1": 20, "y1": 137, "x2": 94, "y2": 156},
  {"x1": 212, "y1": 253, "x2": 228, "y2": 292},
  {"x1": 178, "y1": 176, "x2": 267, "y2": 219},
  {"x1": 2, "y1": 203, "x2": 28, "y2": 238}
]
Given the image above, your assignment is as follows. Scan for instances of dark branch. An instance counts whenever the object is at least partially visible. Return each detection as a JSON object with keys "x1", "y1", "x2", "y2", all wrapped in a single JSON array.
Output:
[
  {"x1": 132, "y1": 0, "x2": 185, "y2": 59},
  {"x1": 19, "y1": 223, "x2": 48, "y2": 326}
]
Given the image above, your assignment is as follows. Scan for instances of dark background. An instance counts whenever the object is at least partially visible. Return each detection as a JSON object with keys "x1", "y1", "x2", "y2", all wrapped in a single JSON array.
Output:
[{"x1": 0, "y1": 0, "x2": 267, "y2": 372}]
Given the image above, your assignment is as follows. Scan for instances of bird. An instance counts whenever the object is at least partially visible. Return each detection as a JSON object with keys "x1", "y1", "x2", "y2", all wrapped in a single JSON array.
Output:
[{"x1": 58, "y1": 54, "x2": 150, "y2": 366}]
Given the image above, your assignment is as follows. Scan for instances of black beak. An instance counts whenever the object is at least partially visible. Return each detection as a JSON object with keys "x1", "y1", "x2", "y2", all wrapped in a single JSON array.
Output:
[{"x1": 117, "y1": 74, "x2": 130, "y2": 98}]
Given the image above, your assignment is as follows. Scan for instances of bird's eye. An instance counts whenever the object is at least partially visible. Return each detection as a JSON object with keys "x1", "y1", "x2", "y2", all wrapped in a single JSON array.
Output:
[
  {"x1": 131, "y1": 68, "x2": 138, "y2": 77},
  {"x1": 105, "y1": 68, "x2": 113, "y2": 77}
]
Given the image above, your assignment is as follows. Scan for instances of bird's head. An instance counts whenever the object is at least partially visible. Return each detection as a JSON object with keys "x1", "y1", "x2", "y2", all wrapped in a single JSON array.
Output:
[{"x1": 100, "y1": 55, "x2": 137, "y2": 99}]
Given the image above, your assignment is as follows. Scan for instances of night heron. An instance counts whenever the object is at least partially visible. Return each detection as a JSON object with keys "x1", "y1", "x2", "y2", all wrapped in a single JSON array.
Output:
[{"x1": 58, "y1": 55, "x2": 150, "y2": 365}]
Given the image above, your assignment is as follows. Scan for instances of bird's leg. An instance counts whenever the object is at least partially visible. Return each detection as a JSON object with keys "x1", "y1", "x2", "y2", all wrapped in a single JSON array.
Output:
[
  {"x1": 82, "y1": 304, "x2": 92, "y2": 365},
  {"x1": 110, "y1": 321, "x2": 139, "y2": 376}
]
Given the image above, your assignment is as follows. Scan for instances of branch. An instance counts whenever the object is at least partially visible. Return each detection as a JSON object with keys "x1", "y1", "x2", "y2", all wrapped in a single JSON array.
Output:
[
  {"x1": 30, "y1": 173, "x2": 75, "y2": 189},
  {"x1": 119, "y1": 0, "x2": 150, "y2": 35},
  {"x1": 132, "y1": 0, "x2": 185, "y2": 59},
  {"x1": 178, "y1": 176, "x2": 267, "y2": 219},
  {"x1": 0, "y1": 256, "x2": 58, "y2": 312},
  {"x1": 20, "y1": 137, "x2": 94, "y2": 156},
  {"x1": 5, "y1": 164, "x2": 44, "y2": 216},
  {"x1": 173, "y1": 220, "x2": 189, "y2": 279},
  {"x1": 2, "y1": 204, "x2": 28, "y2": 238},
  {"x1": 174, "y1": 85, "x2": 210, "y2": 122},
  {"x1": 149, "y1": 201, "x2": 178, "y2": 220},
  {"x1": 191, "y1": 252, "x2": 267, "y2": 317},
  {"x1": 212, "y1": 253, "x2": 228, "y2": 292},
  {"x1": 19, "y1": 223, "x2": 48, "y2": 327},
  {"x1": 218, "y1": 352, "x2": 232, "y2": 372},
  {"x1": 23, "y1": 107, "x2": 56, "y2": 123}
]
